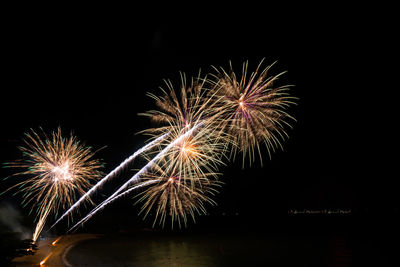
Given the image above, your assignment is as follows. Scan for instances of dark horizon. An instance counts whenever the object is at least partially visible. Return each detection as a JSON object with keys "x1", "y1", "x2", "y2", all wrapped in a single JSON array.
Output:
[{"x1": 1, "y1": 8, "x2": 397, "y2": 235}]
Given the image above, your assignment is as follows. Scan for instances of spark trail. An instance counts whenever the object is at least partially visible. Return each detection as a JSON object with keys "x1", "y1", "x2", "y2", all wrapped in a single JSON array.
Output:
[
  {"x1": 32, "y1": 203, "x2": 52, "y2": 242},
  {"x1": 50, "y1": 132, "x2": 169, "y2": 229},
  {"x1": 68, "y1": 122, "x2": 202, "y2": 232},
  {"x1": 67, "y1": 179, "x2": 159, "y2": 232}
]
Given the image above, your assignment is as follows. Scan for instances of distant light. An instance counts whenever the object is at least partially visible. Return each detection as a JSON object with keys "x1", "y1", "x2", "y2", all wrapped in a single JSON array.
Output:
[
  {"x1": 40, "y1": 252, "x2": 52, "y2": 266},
  {"x1": 52, "y1": 236, "x2": 61, "y2": 246}
]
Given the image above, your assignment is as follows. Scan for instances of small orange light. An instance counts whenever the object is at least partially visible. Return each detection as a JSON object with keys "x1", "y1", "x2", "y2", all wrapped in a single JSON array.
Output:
[
  {"x1": 52, "y1": 236, "x2": 61, "y2": 246},
  {"x1": 40, "y1": 252, "x2": 52, "y2": 266}
]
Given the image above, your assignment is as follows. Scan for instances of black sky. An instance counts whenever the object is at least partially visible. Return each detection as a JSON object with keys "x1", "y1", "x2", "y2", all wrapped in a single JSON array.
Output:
[{"x1": 1, "y1": 6, "x2": 397, "y2": 229}]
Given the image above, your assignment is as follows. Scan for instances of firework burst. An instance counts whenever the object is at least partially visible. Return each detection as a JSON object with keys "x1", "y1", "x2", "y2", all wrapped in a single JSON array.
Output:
[
  {"x1": 67, "y1": 121, "x2": 207, "y2": 232},
  {"x1": 134, "y1": 161, "x2": 222, "y2": 228},
  {"x1": 66, "y1": 61, "x2": 297, "y2": 230},
  {"x1": 139, "y1": 72, "x2": 210, "y2": 135},
  {"x1": 50, "y1": 132, "x2": 169, "y2": 230},
  {"x1": 139, "y1": 72, "x2": 228, "y2": 185},
  {"x1": 3, "y1": 127, "x2": 103, "y2": 241},
  {"x1": 209, "y1": 60, "x2": 297, "y2": 166},
  {"x1": 147, "y1": 119, "x2": 226, "y2": 188}
]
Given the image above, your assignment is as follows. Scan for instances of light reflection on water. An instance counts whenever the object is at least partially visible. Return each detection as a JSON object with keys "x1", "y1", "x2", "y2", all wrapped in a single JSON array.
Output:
[
  {"x1": 67, "y1": 233, "x2": 224, "y2": 267},
  {"x1": 133, "y1": 240, "x2": 217, "y2": 267},
  {"x1": 66, "y1": 231, "x2": 361, "y2": 267}
]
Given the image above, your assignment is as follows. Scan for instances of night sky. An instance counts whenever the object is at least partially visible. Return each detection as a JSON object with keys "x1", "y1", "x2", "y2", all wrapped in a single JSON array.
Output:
[{"x1": 1, "y1": 6, "x2": 397, "y2": 232}]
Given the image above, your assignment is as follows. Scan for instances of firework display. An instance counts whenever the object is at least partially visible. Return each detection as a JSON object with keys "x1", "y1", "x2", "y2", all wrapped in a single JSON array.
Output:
[
  {"x1": 138, "y1": 72, "x2": 211, "y2": 137},
  {"x1": 3, "y1": 60, "x2": 296, "y2": 234},
  {"x1": 67, "y1": 121, "x2": 208, "y2": 232},
  {"x1": 138, "y1": 72, "x2": 228, "y2": 179},
  {"x1": 209, "y1": 60, "x2": 297, "y2": 166},
  {"x1": 135, "y1": 162, "x2": 222, "y2": 228},
  {"x1": 3, "y1": 128, "x2": 104, "y2": 241},
  {"x1": 50, "y1": 132, "x2": 169, "y2": 230}
]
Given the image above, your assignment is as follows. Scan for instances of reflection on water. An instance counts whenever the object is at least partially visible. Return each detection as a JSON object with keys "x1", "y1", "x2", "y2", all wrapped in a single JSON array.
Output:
[
  {"x1": 66, "y1": 228, "x2": 394, "y2": 267},
  {"x1": 134, "y1": 240, "x2": 217, "y2": 267},
  {"x1": 67, "y1": 231, "x2": 286, "y2": 267},
  {"x1": 67, "y1": 233, "x2": 221, "y2": 267}
]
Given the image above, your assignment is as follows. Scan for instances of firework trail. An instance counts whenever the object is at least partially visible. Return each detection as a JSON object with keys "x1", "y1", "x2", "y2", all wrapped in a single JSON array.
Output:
[
  {"x1": 209, "y1": 60, "x2": 297, "y2": 166},
  {"x1": 67, "y1": 179, "x2": 159, "y2": 232},
  {"x1": 68, "y1": 122, "x2": 204, "y2": 231},
  {"x1": 106, "y1": 179, "x2": 160, "y2": 202},
  {"x1": 69, "y1": 74, "x2": 229, "y2": 230},
  {"x1": 32, "y1": 203, "x2": 52, "y2": 242},
  {"x1": 139, "y1": 72, "x2": 228, "y2": 185},
  {"x1": 144, "y1": 118, "x2": 226, "y2": 188},
  {"x1": 68, "y1": 60, "x2": 296, "y2": 230},
  {"x1": 49, "y1": 132, "x2": 169, "y2": 229},
  {"x1": 3, "y1": 60, "x2": 297, "y2": 232},
  {"x1": 3, "y1": 127, "x2": 103, "y2": 241}
]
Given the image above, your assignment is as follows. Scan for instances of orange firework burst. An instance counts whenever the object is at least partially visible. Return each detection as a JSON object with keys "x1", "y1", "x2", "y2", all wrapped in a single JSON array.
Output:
[
  {"x1": 209, "y1": 60, "x2": 297, "y2": 166},
  {"x1": 3, "y1": 127, "x2": 103, "y2": 241},
  {"x1": 151, "y1": 119, "x2": 226, "y2": 188},
  {"x1": 134, "y1": 161, "x2": 222, "y2": 228},
  {"x1": 139, "y1": 72, "x2": 227, "y2": 185}
]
